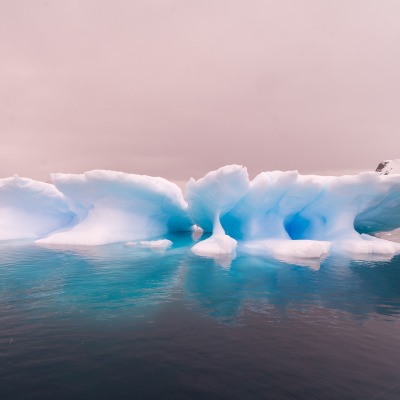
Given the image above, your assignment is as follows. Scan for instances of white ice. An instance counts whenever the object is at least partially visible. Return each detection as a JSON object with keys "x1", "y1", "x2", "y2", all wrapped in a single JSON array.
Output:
[
  {"x1": 0, "y1": 176, "x2": 73, "y2": 240},
  {"x1": 1, "y1": 164, "x2": 400, "y2": 262},
  {"x1": 124, "y1": 239, "x2": 173, "y2": 249},
  {"x1": 37, "y1": 170, "x2": 192, "y2": 245},
  {"x1": 186, "y1": 165, "x2": 248, "y2": 256},
  {"x1": 188, "y1": 165, "x2": 400, "y2": 262},
  {"x1": 191, "y1": 220, "x2": 237, "y2": 257}
]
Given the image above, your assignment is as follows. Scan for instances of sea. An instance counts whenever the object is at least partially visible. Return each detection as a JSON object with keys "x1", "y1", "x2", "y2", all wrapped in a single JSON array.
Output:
[{"x1": 1, "y1": 233, "x2": 400, "y2": 400}]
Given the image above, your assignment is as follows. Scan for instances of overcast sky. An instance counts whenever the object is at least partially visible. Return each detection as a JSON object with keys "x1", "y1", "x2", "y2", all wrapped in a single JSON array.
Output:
[{"x1": 1, "y1": 0, "x2": 400, "y2": 182}]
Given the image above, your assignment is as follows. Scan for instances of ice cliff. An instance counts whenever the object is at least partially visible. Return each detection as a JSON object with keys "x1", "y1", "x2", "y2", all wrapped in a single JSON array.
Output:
[{"x1": 1, "y1": 164, "x2": 400, "y2": 261}]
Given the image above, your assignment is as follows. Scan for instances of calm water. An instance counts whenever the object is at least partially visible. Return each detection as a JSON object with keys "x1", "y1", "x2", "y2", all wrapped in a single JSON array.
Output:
[{"x1": 1, "y1": 233, "x2": 400, "y2": 400}]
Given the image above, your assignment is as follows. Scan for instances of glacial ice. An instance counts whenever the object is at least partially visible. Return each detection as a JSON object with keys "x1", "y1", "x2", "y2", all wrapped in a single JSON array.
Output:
[
  {"x1": 0, "y1": 176, "x2": 73, "y2": 240},
  {"x1": 187, "y1": 166, "x2": 400, "y2": 260},
  {"x1": 191, "y1": 224, "x2": 238, "y2": 257},
  {"x1": 37, "y1": 170, "x2": 192, "y2": 245},
  {"x1": 1, "y1": 164, "x2": 400, "y2": 262},
  {"x1": 186, "y1": 165, "x2": 248, "y2": 255},
  {"x1": 124, "y1": 239, "x2": 173, "y2": 250}
]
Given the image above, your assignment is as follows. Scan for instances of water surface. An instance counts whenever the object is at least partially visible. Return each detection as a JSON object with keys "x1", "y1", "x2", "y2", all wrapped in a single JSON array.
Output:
[{"x1": 1, "y1": 234, "x2": 400, "y2": 399}]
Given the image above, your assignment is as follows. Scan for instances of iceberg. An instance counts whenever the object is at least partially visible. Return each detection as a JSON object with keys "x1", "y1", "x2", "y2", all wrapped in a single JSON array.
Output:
[
  {"x1": 0, "y1": 176, "x2": 73, "y2": 240},
  {"x1": 0, "y1": 163, "x2": 400, "y2": 261},
  {"x1": 188, "y1": 166, "x2": 400, "y2": 260},
  {"x1": 37, "y1": 170, "x2": 192, "y2": 245}
]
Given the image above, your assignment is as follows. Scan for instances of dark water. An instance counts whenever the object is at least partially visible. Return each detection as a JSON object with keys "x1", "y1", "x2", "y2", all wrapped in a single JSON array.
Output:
[{"x1": 1, "y1": 234, "x2": 400, "y2": 399}]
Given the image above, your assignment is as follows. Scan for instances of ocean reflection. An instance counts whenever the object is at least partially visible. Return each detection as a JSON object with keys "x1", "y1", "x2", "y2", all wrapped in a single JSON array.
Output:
[
  {"x1": 2, "y1": 237, "x2": 400, "y2": 400},
  {"x1": 0, "y1": 239, "x2": 186, "y2": 321},
  {"x1": 0, "y1": 236, "x2": 400, "y2": 325}
]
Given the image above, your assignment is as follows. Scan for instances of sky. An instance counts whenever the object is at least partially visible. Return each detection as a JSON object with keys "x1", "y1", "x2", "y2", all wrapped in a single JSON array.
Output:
[{"x1": 1, "y1": 0, "x2": 400, "y2": 182}]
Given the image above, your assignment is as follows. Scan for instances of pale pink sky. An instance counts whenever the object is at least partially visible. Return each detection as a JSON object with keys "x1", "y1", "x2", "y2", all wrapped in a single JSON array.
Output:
[{"x1": 1, "y1": 0, "x2": 400, "y2": 181}]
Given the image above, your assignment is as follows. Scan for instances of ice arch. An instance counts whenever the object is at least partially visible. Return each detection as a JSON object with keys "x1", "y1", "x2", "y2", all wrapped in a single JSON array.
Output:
[{"x1": 188, "y1": 167, "x2": 400, "y2": 259}]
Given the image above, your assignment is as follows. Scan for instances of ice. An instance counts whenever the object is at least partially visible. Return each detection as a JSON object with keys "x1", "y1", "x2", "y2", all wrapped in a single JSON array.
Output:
[
  {"x1": 0, "y1": 177, "x2": 73, "y2": 240},
  {"x1": 188, "y1": 166, "x2": 400, "y2": 262},
  {"x1": 241, "y1": 240, "x2": 329, "y2": 270},
  {"x1": 191, "y1": 231, "x2": 237, "y2": 257},
  {"x1": 289, "y1": 173, "x2": 400, "y2": 241},
  {"x1": 191, "y1": 225, "x2": 204, "y2": 241},
  {"x1": 186, "y1": 165, "x2": 249, "y2": 232},
  {"x1": 1, "y1": 165, "x2": 400, "y2": 262},
  {"x1": 223, "y1": 170, "x2": 328, "y2": 240},
  {"x1": 186, "y1": 165, "x2": 248, "y2": 256},
  {"x1": 242, "y1": 239, "x2": 331, "y2": 259},
  {"x1": 37, "y1": 170, "x2": 192, "y2": 245},
  {"x1": 330, "y1": 234, "x2": 400, "y2": 258},
  {"x1": 124, "y1": 239, "x2": 173, "y2": 250}
]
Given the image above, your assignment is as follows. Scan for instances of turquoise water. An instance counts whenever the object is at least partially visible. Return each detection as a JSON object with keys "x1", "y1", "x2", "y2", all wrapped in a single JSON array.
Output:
[{"x1": 1, "y1": 233, "x2": 400, "y2": 399}]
